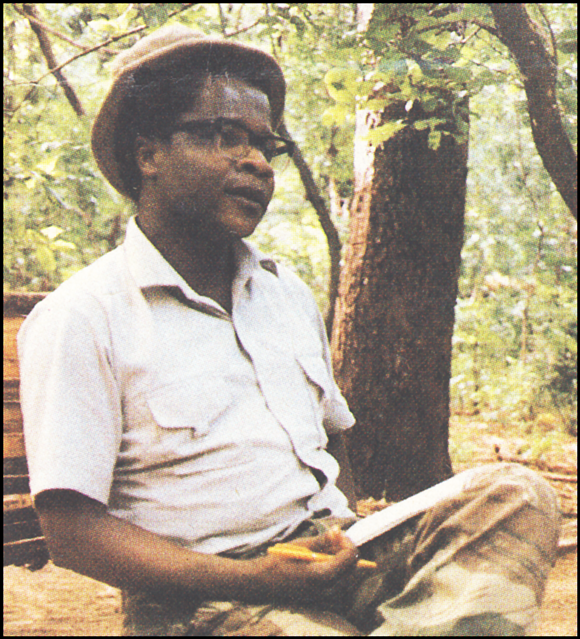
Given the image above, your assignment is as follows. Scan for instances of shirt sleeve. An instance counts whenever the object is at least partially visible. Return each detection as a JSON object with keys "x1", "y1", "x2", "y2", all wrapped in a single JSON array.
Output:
[
  {"x1": 17, "y1": 293, "x2": 123, "y2": 506},
  {"x1": 277, "y1": 265, "x2": 355, "y2": 435},
  {"x1": 316, "y1": 308, "x2": 356, "y2": 435}
]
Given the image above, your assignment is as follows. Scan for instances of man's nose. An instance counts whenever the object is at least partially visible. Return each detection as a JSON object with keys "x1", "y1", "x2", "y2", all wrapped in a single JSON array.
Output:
[{"x1": 238, "y1": 148, "x2": 275, "y2": 179}]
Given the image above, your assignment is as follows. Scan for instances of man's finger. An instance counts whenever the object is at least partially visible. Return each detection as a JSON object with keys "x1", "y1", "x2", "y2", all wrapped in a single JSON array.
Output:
[{"x1": 310, "y1": 544, "x2": 359, "y2": 580}]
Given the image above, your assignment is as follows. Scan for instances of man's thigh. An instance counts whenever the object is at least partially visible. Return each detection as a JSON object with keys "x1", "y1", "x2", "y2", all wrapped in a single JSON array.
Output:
[{"x1": 122, "y1": 595, "x2": 363, "y2": 636}]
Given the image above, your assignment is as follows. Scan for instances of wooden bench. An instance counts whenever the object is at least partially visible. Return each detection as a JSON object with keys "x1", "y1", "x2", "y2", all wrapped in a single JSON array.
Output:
[{"x1": 4, "y1": 292, "x2": 50, "y2": 570}]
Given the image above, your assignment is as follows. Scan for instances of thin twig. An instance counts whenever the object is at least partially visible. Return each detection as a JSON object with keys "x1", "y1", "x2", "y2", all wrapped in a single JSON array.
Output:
[
  {"x1": 12, "y1": 5, "x2": 118, "y2": 55},
  {"x1": 217, "y1": 3, "x2": 228, "y2": 37},
  {"x1": 25, "y1": 3, "x2": 197, "y2": 85},
  {"x1": 460, "y1": 25, "x2": 481, "y2": 46},
  {"x1": 224, "y1": 18, "x2": 263, "y2": 38},
  {"x1": 33, "y1": 25, "x2": 146, "y2": 85}
]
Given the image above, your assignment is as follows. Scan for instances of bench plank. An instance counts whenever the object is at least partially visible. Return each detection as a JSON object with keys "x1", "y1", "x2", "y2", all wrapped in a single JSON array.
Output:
[
  {"x1": 4, "y1": 474, "x2": 31, "y2": 495},
  {"x1": 3, "y1": 537, "x2": 50, "y2": 570},
  {"x1": 3, "y1": 433, "x2": 26, "y2": 459},
  {"x1": 4, "y1": 294, "x2": 49, "y2": 569},
  {"x1": 4, "y1": 518, "x2": 43, "y2": 544}
]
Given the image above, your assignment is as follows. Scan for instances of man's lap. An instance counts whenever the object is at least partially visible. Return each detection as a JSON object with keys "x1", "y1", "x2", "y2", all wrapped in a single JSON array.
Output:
[{"x1": 122, "y1": 463, "x2": 560, "y2": 636}]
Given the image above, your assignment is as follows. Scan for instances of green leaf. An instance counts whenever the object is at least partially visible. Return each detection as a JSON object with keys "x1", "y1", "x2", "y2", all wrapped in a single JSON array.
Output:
[
  {"x1": 461, "y1": 3, "x2": 488, "y2": 20},
  {"x1": 40, "y1": 226, "x2": 65, "y2": 241},
  {"x1": 428, "y1": 130, "x2": 442, "y2": 150},
  {"x1": 415, "y1": 117, "x2": 448, "y2": 131},
  {"x1": 324, "y1": 68, "x2": 359, "y2": 102},
  {"x1": 422, "y1": 97, "x2": 438, "y2": 112},
  {"x1": 51, "y1": 239, "x2": 77, "y2": 252},
  {"x1": 87, "y1": 18, "x2": 115, "y2": 34},
  {"x1": 446, "y1": 67, "x2": 472, "y2": 83},
  {"x1": 378, "y1": 57, "x2": 406, "y2": 78},
  {"x1": 363, "y1": 121, "x2": 406, "y2": 146},
  {"x1": 365, "y1": 97, "x2": 390, "y2": 112},
  {"x1": 141, "y1": 5, "x2": 170, "y2": 28},
  {"x1": 452, "y1": 133, "x2": 468, "y2": 145},
  {"x1": 379, "y1": 24, "x2": 401, "y2": 41},
  {"x1": 36, "y1": 154, "x2": 61, "y2": 175},
  {"x1": 415, "y1": 15, "x2": 439, "y2": 30},
  {"x1": 36, "y1": 244, "x2": 56, "y2": 273},
  {"x1": 321, "y1": 104, "x2": 351, "y2": 127},
  {"x1": 25, "y1": 229, "x2": 46, "y2": 245}
]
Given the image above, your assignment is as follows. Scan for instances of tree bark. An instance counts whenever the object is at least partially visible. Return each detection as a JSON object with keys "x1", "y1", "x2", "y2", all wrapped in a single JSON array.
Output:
[
  {"x1": 21, "y1": 4, "x2": 85, "y2": 117},
  {"x1": 331, "y1": 106, "x2": 466, "y2": 500},
  {"x1": 488, "y1": 3, "x2": 577, "y2": 218}
]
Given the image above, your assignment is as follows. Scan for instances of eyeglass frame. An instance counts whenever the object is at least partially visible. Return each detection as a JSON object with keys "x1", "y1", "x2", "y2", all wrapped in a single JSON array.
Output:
[{"x1": 168, "y1": 116, "x2": 295, "y2": 165}]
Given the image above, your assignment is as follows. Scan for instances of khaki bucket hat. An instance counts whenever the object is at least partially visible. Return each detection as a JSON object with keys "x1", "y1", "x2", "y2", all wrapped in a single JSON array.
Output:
[{"x1": 91, "y1": 24, "x2": 286, "y2": 198}]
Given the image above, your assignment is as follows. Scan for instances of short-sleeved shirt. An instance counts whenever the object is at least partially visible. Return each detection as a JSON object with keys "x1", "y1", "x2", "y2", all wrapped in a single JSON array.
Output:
[{"x1": 18, "y1": 216, "x2": 355, "y2": 555}]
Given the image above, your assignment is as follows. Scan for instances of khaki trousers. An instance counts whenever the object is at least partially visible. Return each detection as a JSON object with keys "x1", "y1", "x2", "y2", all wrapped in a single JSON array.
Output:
[{"x1": 122, "y1": 463, "x2": 560, "y2": 636}]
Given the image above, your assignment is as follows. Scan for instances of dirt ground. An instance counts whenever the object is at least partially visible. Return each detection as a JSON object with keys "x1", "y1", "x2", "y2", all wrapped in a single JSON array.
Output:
[
  {"x1": 4, "y1": 416, "x2": 577, "y2": 636},
  {"x1": 2, "y1": 551, "x2": 577, "y2": 636}
]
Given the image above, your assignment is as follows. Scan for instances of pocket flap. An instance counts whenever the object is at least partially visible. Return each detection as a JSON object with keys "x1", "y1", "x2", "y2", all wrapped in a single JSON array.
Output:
[
  {"x1": 146, "y1": 379, "x2": 233, "y2": 431},
  {"x1": 297, "y1": 355, "x2": 332, "y2": 394}
]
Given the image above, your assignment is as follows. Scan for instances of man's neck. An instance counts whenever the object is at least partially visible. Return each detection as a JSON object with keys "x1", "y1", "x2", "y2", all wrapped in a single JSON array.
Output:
[{"x1": 135, "y1": 210, "x2": 236, "y2": 313}]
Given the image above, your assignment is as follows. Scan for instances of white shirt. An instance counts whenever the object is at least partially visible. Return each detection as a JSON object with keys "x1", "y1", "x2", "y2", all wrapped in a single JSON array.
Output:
[{"x1": 18, "y1": 216, "x2": 355, "y2": 555}]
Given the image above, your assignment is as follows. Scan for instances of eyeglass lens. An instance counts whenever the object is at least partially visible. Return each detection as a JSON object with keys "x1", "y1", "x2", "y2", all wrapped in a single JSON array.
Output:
[{"x1": 217, "y1": 122, "x2": 291, "y2": 171}]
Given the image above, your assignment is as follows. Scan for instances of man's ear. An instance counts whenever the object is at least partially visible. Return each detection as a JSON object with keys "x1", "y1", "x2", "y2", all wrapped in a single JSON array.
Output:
[{"x1": 135, "y1": 135, "x2": 163, "y2": 180}]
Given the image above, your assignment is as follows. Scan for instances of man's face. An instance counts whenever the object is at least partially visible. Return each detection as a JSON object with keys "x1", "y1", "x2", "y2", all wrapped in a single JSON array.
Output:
[{"x1": 137, "y1": 75, "x2": 276, "y2": 240}]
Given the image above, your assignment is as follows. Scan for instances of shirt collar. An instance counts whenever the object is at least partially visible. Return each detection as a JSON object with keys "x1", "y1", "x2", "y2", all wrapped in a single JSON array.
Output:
[{"x1": 123, "y1": 216, "x2": 278, "y2": 302}]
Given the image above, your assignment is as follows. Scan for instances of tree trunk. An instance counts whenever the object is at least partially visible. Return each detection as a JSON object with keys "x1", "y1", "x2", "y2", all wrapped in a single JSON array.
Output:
[{"x1": 331, "y1": 107, "x2": 467, "y2": 500}]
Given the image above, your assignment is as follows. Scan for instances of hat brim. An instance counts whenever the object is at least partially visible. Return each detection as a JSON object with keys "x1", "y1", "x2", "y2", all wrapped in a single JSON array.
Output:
[{"x1": 91, "y1": 38, "x2": 285, "y2": 199}]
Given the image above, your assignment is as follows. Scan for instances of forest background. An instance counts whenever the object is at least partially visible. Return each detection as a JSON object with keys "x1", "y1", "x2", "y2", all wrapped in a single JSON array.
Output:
[{"x1": 4, "y1": 3, "x2": 577, "y2": 489}]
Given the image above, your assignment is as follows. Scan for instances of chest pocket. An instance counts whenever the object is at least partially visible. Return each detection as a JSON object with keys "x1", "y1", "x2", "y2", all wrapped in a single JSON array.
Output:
[{"x1": 146, "y1": 377, "x2": 234, "y2": 437}]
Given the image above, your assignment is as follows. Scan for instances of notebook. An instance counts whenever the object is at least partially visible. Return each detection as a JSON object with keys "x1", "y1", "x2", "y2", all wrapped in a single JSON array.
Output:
[{"x1": 345, "y1": 466, "x2": 480, "y2": 546}]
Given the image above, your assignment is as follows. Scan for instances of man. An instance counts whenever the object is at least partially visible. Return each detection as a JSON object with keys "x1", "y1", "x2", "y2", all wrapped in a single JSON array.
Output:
[{"x1": 19, "y1": 25, "x2": 560, "y2": 636}]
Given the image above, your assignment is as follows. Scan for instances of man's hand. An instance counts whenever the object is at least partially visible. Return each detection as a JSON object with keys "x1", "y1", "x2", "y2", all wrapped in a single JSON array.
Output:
[
  {"x1": 36, "y1": 489, "x2": 359, "y2": 607},
  {"x1": 248, "y1": 526, "x2": 359, "y2": 605}
]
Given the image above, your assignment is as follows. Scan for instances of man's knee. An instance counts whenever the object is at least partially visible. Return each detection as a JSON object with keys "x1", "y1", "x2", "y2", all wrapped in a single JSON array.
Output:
[
  {"x1": 473, "y1": 463, "x2": 559, "y2": 514},
  {"x1": 469, "y1": 463, "x2": 561, "y2": 558}
]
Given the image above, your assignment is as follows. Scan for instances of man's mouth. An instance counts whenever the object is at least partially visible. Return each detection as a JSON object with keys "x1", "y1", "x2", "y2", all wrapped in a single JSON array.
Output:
[{"x1": 226, "y1": 187, "x2": 268, "y2": 210}]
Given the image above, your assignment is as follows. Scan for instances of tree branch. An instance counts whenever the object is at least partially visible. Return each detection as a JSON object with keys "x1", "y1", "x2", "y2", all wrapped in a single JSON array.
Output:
[
  {"x1": 13, "y1": 5, "x2": 118, "y2": 55},
  {"x1": 224, "y1": 18, "x2": 263, "y2": 38},
  {"x1": 277, "y1": 122, "x2": 343, "y2": 337},
  {"x1": 488, "y1": 3, "x2": 577, "y2": 218},
  {"x1": 23, "y1": 4, "x2": 197, "y2": 86},
  {"x1": 21, "y1": 3, "x2": 85, "y2": 117},
  {"x1": 32, "y1": 25, "x2": 147, "y2": 85},
  {"x1": 217, "y1": 3, "x2": 228, "y2": 37}
]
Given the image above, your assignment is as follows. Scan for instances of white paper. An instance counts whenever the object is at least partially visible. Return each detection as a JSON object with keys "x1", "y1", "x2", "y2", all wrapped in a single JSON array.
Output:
[{"x1": 346, "y1": 467, "x2": 480, "y2": 547}]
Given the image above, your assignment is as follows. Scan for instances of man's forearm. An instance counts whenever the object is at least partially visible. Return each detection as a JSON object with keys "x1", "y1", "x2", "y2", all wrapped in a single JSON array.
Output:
[
  {"x1": 37, "y1": 492, "x2": 261, "y2": 602},
  {"x1": 36, "y1": 489, "x2": 359, "y2": 610}
]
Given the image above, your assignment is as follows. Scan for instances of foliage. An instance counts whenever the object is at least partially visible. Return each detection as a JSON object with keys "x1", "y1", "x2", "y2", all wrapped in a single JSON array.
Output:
[
  {"x1": 3, "y1": 3, "x2": 577, "y2": 429},
  {"x1": 452, "y1": 74, "x2": 577, "y2": 434}
]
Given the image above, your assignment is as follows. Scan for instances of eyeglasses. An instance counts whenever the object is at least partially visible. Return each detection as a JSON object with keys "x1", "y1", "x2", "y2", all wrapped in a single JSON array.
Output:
[{"x1": 170, "y1": 117, "x2": 295, "y2": 171}]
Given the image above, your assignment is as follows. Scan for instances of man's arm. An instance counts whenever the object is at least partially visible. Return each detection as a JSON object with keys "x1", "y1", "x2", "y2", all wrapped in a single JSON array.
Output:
[
  {"x1": 326, "y1": 432, "x2": 358, "y2": 512},
  {"x1": 35, "y1": 489, "x2": 358, "y2": 605}
]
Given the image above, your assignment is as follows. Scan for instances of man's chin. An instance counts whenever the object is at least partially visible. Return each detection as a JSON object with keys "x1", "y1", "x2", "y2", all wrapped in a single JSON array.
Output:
[{"x1": 171, "y1": 202, "x2": 263, "y2": 242}]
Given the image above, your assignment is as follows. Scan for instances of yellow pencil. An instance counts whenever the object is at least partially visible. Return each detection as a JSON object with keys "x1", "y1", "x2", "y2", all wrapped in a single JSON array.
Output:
[{"x1": 267, "y1": 543, "x2": 377, "y2": 569}]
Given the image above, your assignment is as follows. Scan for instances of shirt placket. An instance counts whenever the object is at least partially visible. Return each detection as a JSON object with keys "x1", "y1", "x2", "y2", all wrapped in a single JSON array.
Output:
[{"x1": 232, "y1": 269, "x2": 332, "y2": 507}]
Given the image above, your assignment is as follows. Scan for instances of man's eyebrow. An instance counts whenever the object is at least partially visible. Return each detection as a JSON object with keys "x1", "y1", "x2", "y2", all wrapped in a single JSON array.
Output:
[{"x1": 176, "y1": 117, "x2": 274, "y2": 136}]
